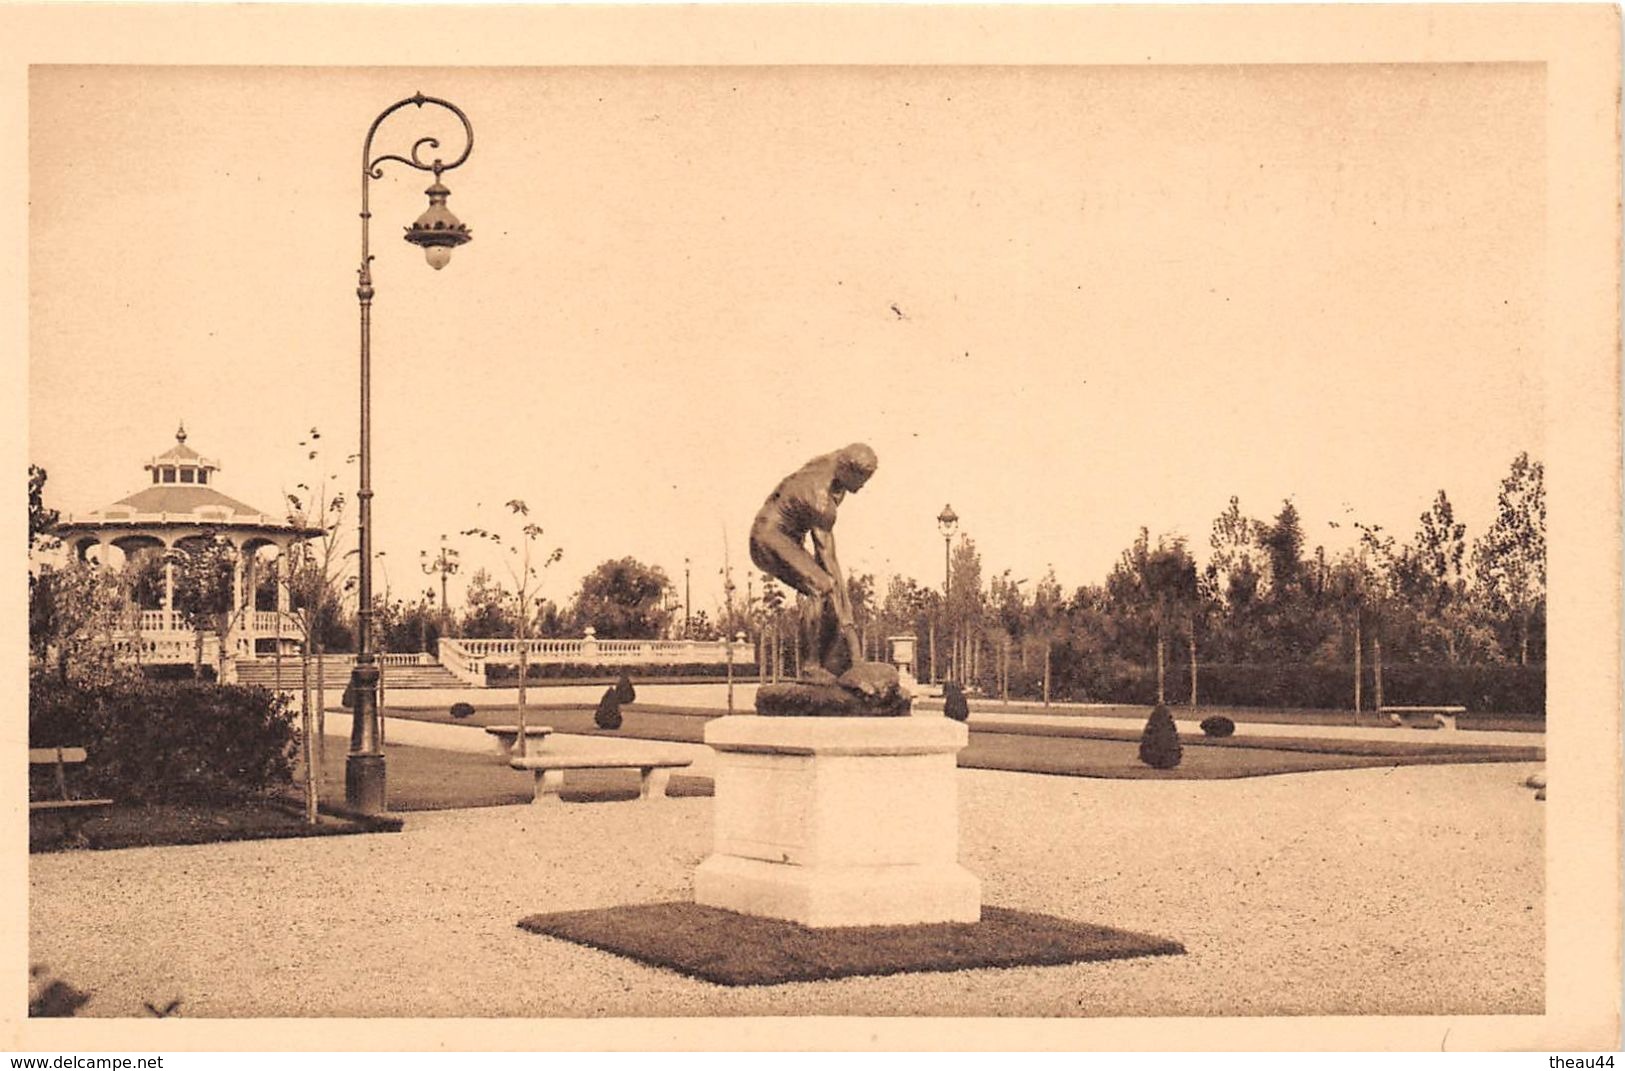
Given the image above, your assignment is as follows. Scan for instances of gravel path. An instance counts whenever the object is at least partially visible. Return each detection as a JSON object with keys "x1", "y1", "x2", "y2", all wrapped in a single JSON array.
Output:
[{"x1": 29, "y1": 761, "x2": 1543, "y2": 1018}]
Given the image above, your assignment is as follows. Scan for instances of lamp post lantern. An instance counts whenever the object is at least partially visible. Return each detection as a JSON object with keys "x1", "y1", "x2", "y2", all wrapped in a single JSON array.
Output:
[
  {"x1": 937, "y1": 504, "x2": 958, "y2": 683},
  {"x1": 347, "y1": 93, "x2": 475, "y2": 814}
]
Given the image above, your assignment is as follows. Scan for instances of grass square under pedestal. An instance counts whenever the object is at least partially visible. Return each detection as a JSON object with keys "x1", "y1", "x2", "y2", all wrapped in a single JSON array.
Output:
[{"x1": 517, "y1": 902, "x2": 1183, "y2": 986}]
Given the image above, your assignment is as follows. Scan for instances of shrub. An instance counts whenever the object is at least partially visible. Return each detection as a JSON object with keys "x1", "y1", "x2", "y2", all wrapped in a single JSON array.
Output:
[
  {"x1": 1138, "y1": 704, "x2": 1183, "y2": 769},
  {"x1": 29, "y1": 672, "x2": 297, "y2": 804},
  {"x1": 1199, "y1": 715, "x2": 1236, "y2": 738},
  {"x1": 943, "y1": 681, "x2": 970, "y2": 722},
  {"x1": 594, "y1": 687, "x2": 623, "y2": 730},
  {"x1": 449, "y1": 702, "x2": 476, "y2": 720},
  {"x1": 614, "y1": 671, "x2": 637, "y2": 705}
]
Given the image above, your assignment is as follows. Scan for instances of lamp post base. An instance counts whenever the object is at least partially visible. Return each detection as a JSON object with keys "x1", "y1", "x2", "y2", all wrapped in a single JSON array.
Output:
[{"x1": 345, "y1": 752, "x2": 387, "y2": 815}]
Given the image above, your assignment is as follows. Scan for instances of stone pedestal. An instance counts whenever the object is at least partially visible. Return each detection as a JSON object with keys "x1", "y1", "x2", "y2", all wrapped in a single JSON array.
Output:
[{"x1": 695, "y1": 715, "x2": 980, "y2": 928}]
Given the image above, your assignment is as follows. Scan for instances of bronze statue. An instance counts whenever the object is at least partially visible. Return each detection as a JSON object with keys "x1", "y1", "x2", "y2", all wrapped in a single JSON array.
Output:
[{"x1": 750, "y1": 444, "x2": 907, "y2": 715}]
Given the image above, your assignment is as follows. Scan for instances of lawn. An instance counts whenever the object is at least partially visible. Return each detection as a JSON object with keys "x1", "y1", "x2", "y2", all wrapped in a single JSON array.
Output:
[
  {"x1": 28, "y1": 799, "x2": 396, "y2": 853},
  {"x1": 289, "y1": 702, "x2": 1547, "y2": 813},
  {"x1": 390, "y1": 702, "x2": 1543, "y2": 774},
  {"x1": 306, "y1": 737, "x2": 713, "y2": 811},
  {"x1": 37, "y1": 700, "x2": 1538, "y2": 849},
  {"x1": 961, "y1": 727, "x2": 1542, "y2": 779}
]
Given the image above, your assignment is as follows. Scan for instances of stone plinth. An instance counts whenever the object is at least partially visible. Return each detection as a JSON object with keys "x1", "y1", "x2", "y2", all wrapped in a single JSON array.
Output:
[{"x1": 695, "y1": 715, "x2": 980, "y2": 927}]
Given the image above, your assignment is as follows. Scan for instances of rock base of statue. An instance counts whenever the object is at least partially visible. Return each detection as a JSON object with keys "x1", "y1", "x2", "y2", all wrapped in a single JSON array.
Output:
[
  {"x1": 754, "y1": 661, "x2": 911, "y2": 717},
  {"x1": 694, "y1": 714, "x2": 981, "y2": 927}
]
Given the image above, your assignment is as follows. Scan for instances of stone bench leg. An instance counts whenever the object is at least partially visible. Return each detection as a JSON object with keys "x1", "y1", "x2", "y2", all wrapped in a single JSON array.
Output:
[
  {"x1": 530, "y1": 768, "x2": 566, "y2": 804},
  {"x1": 1439, "y1": 715, "x2": 1458, "y2": 731},
  {"x1": 640, "y1": 767, "x2": 674, "y2": 800}
]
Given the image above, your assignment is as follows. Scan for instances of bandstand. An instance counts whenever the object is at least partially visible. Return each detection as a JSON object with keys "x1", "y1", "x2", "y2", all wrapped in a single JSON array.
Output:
[{"x1": 51, "y1": 426, "x2": 321, "y2": 677}]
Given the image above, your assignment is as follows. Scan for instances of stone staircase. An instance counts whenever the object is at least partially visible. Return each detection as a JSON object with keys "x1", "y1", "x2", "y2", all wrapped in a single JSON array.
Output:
[{"x1": 234, "y1": 659, "x2": 468, "y2": 691}]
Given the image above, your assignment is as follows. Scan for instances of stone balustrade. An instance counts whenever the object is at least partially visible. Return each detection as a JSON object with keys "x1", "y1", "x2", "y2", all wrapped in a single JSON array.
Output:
[
  {"x1": 437, "y1": 639, "x2": 487, "y2": 686},
  {"x1": 446, "y1": 634, "x2": 748, "y2": 666}
]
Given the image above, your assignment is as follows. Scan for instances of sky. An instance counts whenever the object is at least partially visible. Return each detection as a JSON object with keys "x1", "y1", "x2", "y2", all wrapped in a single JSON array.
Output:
[{"x1": 28, "y1": 63, "x2": 1545, "y2": 618}]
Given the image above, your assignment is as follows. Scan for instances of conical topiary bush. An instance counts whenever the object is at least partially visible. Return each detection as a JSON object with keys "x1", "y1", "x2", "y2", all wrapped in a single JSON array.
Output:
[
  {"x1": 1138, "y1": 704, "x2": 1183, "y2": 769},
  {"x1": 614, "y1": 670, "x2": 636, "y2": 705},
  {"x1": 594, "y1": 687, "x2": 623, "y2": 731},
  {"x1": 943, "y1": 681, "x2": 970, "y2": 722}
]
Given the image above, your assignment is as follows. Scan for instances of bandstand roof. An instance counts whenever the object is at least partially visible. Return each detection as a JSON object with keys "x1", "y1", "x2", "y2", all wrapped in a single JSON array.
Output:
[
  {"x1": 53, "y1": 426, "x2": 322, "y2": 540},
  {"x1": 108, "y1": 484, "x2": 263, "y2": 519}
]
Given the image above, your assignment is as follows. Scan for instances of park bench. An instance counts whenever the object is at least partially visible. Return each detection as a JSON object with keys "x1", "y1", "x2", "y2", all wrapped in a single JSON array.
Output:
[
  {"x1": 509, "y1": 753, "x2": 693, "y2": 804},
  {"x1": 484, "y1": 724, "x2": 555, "y2": 759},
  {"x1": 1381, "y1": 705, "x2": 1466, "y2": 731},
  {"x1": 29, "y1": 747, "x2": 114, "y2": 843}
]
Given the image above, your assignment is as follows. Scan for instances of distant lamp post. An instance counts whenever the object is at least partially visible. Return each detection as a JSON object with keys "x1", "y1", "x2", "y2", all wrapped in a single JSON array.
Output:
[
  {"x1": 684, "y1": 557, "x2": 692, "y2": 639},
  {"x1": 937, "y1": 503, "x2": 958, "y2": 682},
  {"x1": 420, "y1": 533, "x2": 460, "y2": 641},
  {"x1": 346, "y1": 93, "x2": 475, "y2": 815}
]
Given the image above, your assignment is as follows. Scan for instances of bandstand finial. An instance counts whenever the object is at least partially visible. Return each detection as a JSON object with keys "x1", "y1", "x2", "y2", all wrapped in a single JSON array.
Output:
[{"x1": 176, "y1": 421, "x2": 187, "y2": 444}]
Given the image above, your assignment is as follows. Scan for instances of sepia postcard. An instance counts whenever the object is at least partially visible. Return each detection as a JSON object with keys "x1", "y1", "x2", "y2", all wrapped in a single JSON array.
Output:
[{"x1": 5, "y1": 2, "x2": 1620, "y2": 1055}]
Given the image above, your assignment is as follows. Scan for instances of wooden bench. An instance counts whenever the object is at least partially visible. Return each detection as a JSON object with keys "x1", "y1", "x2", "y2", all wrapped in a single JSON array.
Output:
[
  {"x1": 484, "y1": 725, "x2": 555, "y2": 759},
  {"x1": 29, "y1": 747, "x2": 114, "y2": 842},
  {"x1": 1381, "y1": 705, "x2": 1466, "y2": 731},
  {"x1": 509, "y1": 753, "x2": 693, "y2": 803}
]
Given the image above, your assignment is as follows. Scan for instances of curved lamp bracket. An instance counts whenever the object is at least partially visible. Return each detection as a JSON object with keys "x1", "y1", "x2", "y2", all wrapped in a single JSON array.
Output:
[{"x1": 364, "y1": 92, "x2": 475, "y2": 179}]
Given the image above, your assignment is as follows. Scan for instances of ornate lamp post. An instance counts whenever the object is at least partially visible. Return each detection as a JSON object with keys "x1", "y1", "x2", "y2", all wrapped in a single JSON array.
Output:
[
  {"x1": 937, "y1": 503, "x2": 958, "y2": 683},
  {"x1": 346, "y1": 93, "x2": 475, "y2": 814},
  {"x1": 684, "y1": 557, "x2": 692, "y2": 639},
  {"x1": 420, "y1": 532, "x2": 461, "y2": 642}
]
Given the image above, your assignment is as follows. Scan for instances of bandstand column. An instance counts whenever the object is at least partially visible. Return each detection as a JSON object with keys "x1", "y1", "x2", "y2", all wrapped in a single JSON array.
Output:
[
  {"x1": 243, "y1": 551, "x2": 257, "y2": 647},
  {"x1": 276, "y1": 547, "x2": 291, "y2": 614},
  {"x1": 163, "y1": 552, "x2": 175, "y2": 622}
]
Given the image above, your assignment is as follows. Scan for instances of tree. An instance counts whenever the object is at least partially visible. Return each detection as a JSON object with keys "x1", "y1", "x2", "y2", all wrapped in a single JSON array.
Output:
[
  {"x1": 758, "y1": 573, "x2": 788, "y2": 682},
  {"x1": 463, "y1": 501, "x2": 564, "y2": 759},
  {"x1": 1109, "y1": 529, "x2": 1198, "y2": 704},
  {"x1": 1259, "y1": 499, "x2": 1306, "y2": 600},
  {"x1": 380, "y1": 594, "x2": 440, "y2": 654},
  {"x1": 283, "y1": 430, "x2": 351, "y2": 799},
  {"x1": 987, "y1": 569, "x2": 1027, "y2": 703},
  {"x1": 1028, "y1": 568, "x2": 1067, "y2": 706},
  {"x1": 29, "y1": 465, "x2": 60, "y2": 551},
  {"x1": 31, "y1": 557, "x2": 128, "y2": 685},
  {"x1": 569, "y1": 557, "x2": 672, "y2": 639},
  {"x1": 846, "y1": 572, "x2": 878, "y2": 662},
  {"x1": 1257, "y1": 499, "x2": 1322, "y2": 660},
  {"x1": 171, "y1": 534, "x2": 239, "y2": 681},
  {"x1": 1472, "y1": 453, "x2": 1546, "y2": 664},
  {"x1": 687, "y1": 609, "x2": 718, "y2": 641},
  {"x1": 946, "y1": 536, "x2": 985, "y2": 684},
  {"x1": 1143, "y1": 540, "x2": 1199, "y2": 705},
  {"x1": 1347, "y1": 521, "x2": 1401, "y2": 709},
  {"x1": 1401, "y1": 490, "x2": 1477, "y2": 663},
  {"x1": 1205, "y1": 496, "x2": 1263, "y2": 605},
  {"x1": 459, "y1": 569, "x2": 515, "y2": 639},
  {"x1": 1324, "y1": 547, "x2": 1375, "y2": 711},
  {"x1": 1204, "y1": 496, "x2": 1266, "y2": 659}
]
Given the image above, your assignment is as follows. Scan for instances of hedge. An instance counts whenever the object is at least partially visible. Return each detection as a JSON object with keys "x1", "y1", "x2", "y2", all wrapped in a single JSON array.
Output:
[
  {"x1": 29, "y1": 673, "x2": 297, "y2": 804},
  {"x1": 140, "y1": 663, "x2": 218, "y2": 683},
  {"x1": 974, "y1": 657, "x2": 1544, "y2": 715},
  {"x1": 484, "y1": 661, "x2": 757, "y2": 684}
]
